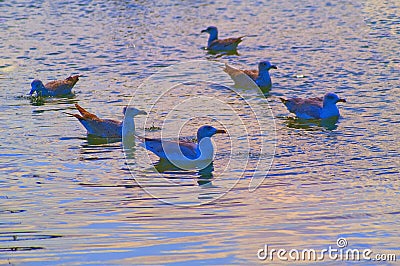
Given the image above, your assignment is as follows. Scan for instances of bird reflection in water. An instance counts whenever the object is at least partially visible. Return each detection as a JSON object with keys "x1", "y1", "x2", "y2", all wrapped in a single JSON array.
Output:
[
  {"x1": 154, "y1": 159, "x2": 214, "y2": 187},
  {"x1": 86, "y1": 134, "x2": 122, "y2": 145},
  {"x1": 284, "y1": 116, "x2": 340, "y2": 131}
]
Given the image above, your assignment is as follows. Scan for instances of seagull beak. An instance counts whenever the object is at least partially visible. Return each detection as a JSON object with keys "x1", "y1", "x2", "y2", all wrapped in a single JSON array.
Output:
[
  {"x1": 270, "y1": 65, "x2": 278, "y2": 69},
  {"x1": 201, "y1": 29, "x2": 207, "y2": 33},
  {"x1": 215, "y1": 129, "x2": 226, "y2": 134},
  {"x1": 138, "y1": 110, "x2": 147, "y2": 115},
  {"x1": 338, "y1": 98, "x2": 347, "y2": 103}
]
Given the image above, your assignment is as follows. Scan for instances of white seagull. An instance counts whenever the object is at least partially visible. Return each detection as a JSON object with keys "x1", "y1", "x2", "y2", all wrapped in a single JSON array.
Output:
[
  {"x1": 224, "y1": 61, "x2": 277, "y2": 91},
  {"x1": 201, "y1": 26, "x2": 244, "y2": 52},
  {"x1": 67, "y1": 103, "x2": 146, "y2": 138},
  {"x1": 139, "y1": 125, "x2": 226, "y2": 169},
  {"x1": 280, "y1": 92, "x2": 346, "y2": 119}
]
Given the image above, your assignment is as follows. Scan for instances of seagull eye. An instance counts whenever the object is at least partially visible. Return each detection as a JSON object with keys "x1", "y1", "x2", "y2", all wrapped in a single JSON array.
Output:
[{"x1": 327, "y1": 95, "x2": 337, "y2": 100}]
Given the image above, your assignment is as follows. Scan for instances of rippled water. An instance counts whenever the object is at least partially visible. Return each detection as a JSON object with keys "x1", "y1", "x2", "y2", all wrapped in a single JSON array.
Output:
[{"x1": 1, "y1": 0, "x2": 399, "y2": 265}]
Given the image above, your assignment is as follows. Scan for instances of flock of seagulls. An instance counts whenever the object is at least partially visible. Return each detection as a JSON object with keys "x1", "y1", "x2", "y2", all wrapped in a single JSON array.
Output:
[{"x1": 29, "y1": 26, "x2": 346, "y2": 166}]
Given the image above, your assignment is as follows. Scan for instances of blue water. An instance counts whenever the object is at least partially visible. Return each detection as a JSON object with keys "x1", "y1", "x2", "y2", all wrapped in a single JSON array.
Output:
[{"x1": 1, "y1": 0, "x2": 399, "y2": 265}]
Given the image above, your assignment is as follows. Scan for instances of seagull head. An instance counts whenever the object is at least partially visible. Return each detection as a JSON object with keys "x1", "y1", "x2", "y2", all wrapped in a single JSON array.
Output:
[
  {"x1": 323, "y1": 93, "x2": 346, "y2": 106},
  {"x1": 197, "y1": 125, "x2": 226, "y2": 141},
  {"x1": 258, "y1": 61, "x2": 277, "y2": 72},
  {"x1": 123, "y1": 106, "x2": 147, "y2": 117},
  {"x1": 30, "y1": 79, "x2": 46, "y2": 95},
  {"x1": 201, "y1": 26, "x2": 218, "y2": 35}
]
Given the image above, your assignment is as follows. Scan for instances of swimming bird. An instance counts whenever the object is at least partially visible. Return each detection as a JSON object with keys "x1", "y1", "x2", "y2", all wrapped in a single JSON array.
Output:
[
  {"x1": 280, "y1": 92, "x2": 346, "y2": 119},
  {"x1": 67, "y1": 103, "x2": 147, "y2": 138},
  {"x1": 201, "y1": 26, "x2": 244, "y2": 52},
  {"x1": 224, "y1": 61, "x2": 277, "y2": 91},
  {"x1": 139, "y1": 125, "x2": 226, "y2": 169},
  {"x1": 30, "y1": 75, "x2": 82, "y2": 96}
]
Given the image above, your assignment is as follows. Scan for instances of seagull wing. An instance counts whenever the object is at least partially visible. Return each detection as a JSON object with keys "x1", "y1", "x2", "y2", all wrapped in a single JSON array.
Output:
[
  {"x1": 282, "y1": 97, "x2": 323, "y2": 119},
  {"x1": 209, "y1": 36, "x2": 244, "y2": 50},
  {"x1": 223, "y1": 63, "x2": 243, "y2": 79},
  {"x1": 44, "y1": 75, "x2": 80, "y2": 94},
  {"x1": 242, "y1": 69, "x2": 259, "y2": 81},
  {"x1": 69, "y1": 104, "x2": 122, "y2": 137},
  {"x1": 224, "y1": 64, "x2": 258, "y2": 88},
  {"x1": 143, "y1": 138, "x2": 198, "y2": 160}
]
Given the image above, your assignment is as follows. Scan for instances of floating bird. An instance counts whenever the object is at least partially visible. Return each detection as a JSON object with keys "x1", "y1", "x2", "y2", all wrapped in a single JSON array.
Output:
[
  {"x1": 201, "y1": 26, "x2": 244, "y2": 52},
  {"x1": 280, "y1": 92, "x2": 346, "y2": 119},
  {"x1": 67, "y1": 103, "x2": 146, "y2": 138},
  {"x1": 139, "y1": 125, "x2": 226, "y2": 169},
  {"x1": 224, "y1": 61, "x2": 277, "y2": 91},
  {"x1": 30, "y1": 75, "x2": 82, "y2": 96}
]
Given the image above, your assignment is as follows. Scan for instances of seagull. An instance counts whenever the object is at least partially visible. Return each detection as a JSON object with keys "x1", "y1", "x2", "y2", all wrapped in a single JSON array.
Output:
[
  {"x1": 67, "y1": 103, "x2": 147, "y2": 138},
  {"x1": 280, "y1": 92, "x2": 346, "y2": 119},
  {"x1": 201, "y1": 26, "x2": 244, "y2": 52},
  {"x1": 224, "y1": 61, "x2": 277, "y2": 91},
  {"x1": 138, "y1": 125, "x2": 226, "y2": 169},
  {"x1": 29, "y1": 75, "x2": 82, "y2": 96}
]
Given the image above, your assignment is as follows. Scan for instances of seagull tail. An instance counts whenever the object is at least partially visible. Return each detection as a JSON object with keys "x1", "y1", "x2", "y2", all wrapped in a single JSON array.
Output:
[
  {"x1": 223, "y1": 63, "x2": 237, "y2": 74},
  {"x1": 233, "y1": 37, "x2": 244, "y2": 45},
  {"x1": 134, "y1": 134, "x2": 145, "y2": 141},
  {"x1": 74, "y1": 103, "x2": 99, "y2": 120},
  {"x1": 69, "y1": 74, "x2": 83, "y2": 78},
  {"x1": 74, "y1": 103, "x2": 86, "y2": 113},
  {"x1": 223, "y1": 63, "x2": 243, "y2": 78},
  {"x1": 279, "y1": 97, "x2": 288, "y2": 104},
  {"x1": 66, "y1": 74, "x2": 83, "y2": 84},
  {"x1": 64, "y1": 112, "x2": 83, "y2": 120}
]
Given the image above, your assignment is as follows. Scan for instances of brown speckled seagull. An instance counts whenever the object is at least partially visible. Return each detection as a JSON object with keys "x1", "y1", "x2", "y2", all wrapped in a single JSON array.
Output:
[
  {"x1": 224, "y1": 61, "x2": 277, "y2": 91},
  {"x1": 67, "y1": 103, "x2": 147, "y2": 138},
  {"x1": 280, "y1": 93, "x2": 346, "y2": 119},
  {"x1": 30, "y1": 75, "x2": 82, "y2": 96},
  {"x1": 201, "y1": 26, "x2": 244, "y2": 52}
]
